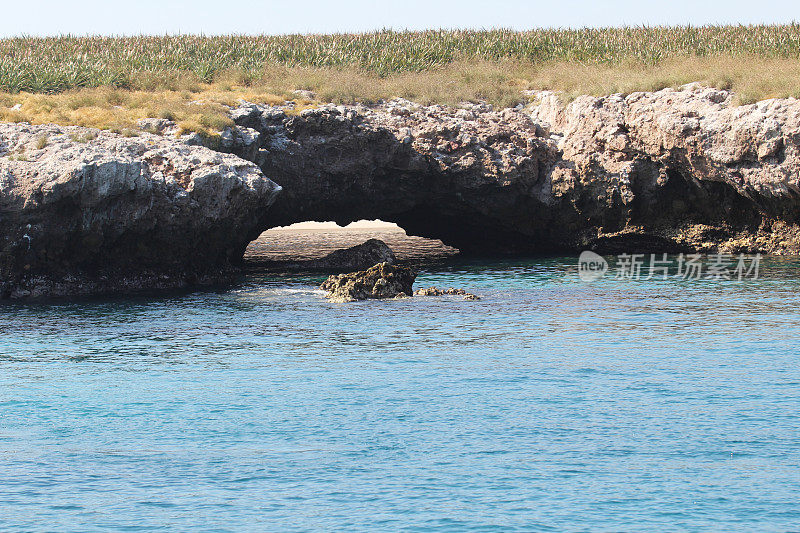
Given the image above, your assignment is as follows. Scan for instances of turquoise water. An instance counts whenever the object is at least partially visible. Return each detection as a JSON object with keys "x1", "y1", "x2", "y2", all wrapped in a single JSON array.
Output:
[{"x1": 2, "y1": 257, "x2": 800, "y2": 531}]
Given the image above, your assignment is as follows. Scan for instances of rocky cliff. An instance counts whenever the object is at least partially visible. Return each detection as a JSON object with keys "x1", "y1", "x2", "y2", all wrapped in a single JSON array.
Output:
[
  {"x1": 0, "y1": 123, "x2": 280, "y2": 298},
  {"x1": 4, "y1": 83, "x2": 800, "y2": 298},
  {"x1": 224, "y1": 84, "x2": 800, "y2": 255}
]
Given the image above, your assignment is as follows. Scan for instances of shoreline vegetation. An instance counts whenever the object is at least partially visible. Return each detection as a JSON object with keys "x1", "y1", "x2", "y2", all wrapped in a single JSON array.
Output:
[{"x1": 3, "y1": 26, "x2": 800, "y2": 136}]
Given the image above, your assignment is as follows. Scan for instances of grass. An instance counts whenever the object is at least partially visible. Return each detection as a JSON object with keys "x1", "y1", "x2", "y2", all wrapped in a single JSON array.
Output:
[
  {"x1": 3, "y1": 27, "x2": 800, "y2": 133},
  {"x1": 4, "y1": 27, "x2": 800, "y2": 92},
  {"x1": 34, "y1": 133, "x2": 49, "y2": 150},
  {"x1": 0, "y1": 86, "x2": 289, "y2": 139},
  {"x1": 69, "y1": 130, "x2": 98, "y2": 143}
]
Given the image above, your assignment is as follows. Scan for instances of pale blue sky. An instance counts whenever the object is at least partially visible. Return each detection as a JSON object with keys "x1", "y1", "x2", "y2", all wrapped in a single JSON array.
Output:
[{"x1": 3, "y1": 0, "x2": 800, "y2": 36}]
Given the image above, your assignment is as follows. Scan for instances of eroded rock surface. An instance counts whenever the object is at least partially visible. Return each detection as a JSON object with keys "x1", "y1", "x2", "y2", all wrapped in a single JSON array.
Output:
[
  {"x1": 528, "y1": 83, "x2": 800, "y2": 253},
  {"x1": 224, "y1": 86, "x2": 800, "y2": 254},
  {"x1": 304, "y1": 238, "x2": 396, "y2": 271},
  {"x1": 0, "y1": 123, "x2": 281, "y2": 298},
  {"x1": 320, "y1": 262, "x2": 416, "y2": 302},
  {"x1": 414, "y1": 287, "x2": 480, "y2": 300},
  {"x1": 227, "y1": 99, "x2": 557, "y2": 254},
  {"x1": 5, "y1": 84, "x2": 800, "y2": 297}
]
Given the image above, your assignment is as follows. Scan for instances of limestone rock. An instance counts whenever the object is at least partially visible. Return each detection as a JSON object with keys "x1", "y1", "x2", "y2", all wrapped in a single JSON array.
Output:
[
  {"x1": 219, "y1": 126, "x2": 261, "y2": 161},
  {"x1": 292, "y1": 90, "x2": 317, "y2": 100},
  {"x1": 305, "y1": 238, "x2": 396, "y2": 271},
  {"x1": 414, "y1": 286, "x2": 481, "y2": 300},
  {"x1": 227, "y1": 88, "x2": 800, "y2": 255},
  {"x1": 137, "y1": 118, "x2": 174, "y2": 134},
  {"x1": 229, "y1": 103, "x2": 265, "y2": 130},
  {"x1": 320, "y1": 262, "x2": 416, "y2": 302},
  {"x1": 527, "y1": 84, "x2": 800, "y2": 253},
  {"x1": 0, "y1": 123, "x2": 281, "y2": 299}
]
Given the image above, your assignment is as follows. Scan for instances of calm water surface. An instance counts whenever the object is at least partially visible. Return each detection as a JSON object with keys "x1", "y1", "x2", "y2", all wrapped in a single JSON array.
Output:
[{"x1": 2, "y1": 253, "x2": 800, "y2": 531}]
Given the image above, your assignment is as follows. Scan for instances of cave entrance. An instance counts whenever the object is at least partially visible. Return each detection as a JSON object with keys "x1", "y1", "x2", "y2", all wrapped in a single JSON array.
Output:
[{"x1": 243, "y1": 220, "x2": 459, "y2": 265}]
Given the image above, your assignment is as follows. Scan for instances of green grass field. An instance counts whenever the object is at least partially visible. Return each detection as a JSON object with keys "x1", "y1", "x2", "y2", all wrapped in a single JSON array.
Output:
[{"x1": 4, "y1": 26, "x2": 800, "y2": 93}]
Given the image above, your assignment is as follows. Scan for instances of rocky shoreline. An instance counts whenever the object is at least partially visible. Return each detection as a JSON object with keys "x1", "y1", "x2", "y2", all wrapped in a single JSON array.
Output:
[
  {"x1": 4, "y1": 84, "x2": 800, "y2": 298},
  {"x1": 224, "y1": 84, "x2": 800, "y2": 256},
  {"x1": 0, "y1": 124, "x2": 280, "y2": 298}
]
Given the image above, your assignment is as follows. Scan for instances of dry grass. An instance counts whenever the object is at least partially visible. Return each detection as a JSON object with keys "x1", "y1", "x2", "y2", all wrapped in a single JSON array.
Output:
[
  {"x1": 2, "y1": 52, "x2": 800, "y2": 135},
  {"x1": 1, "y1": 27, "x2": 800, "y2": 134},
  {"x1": 517, "y1": 55, "x2": 800, "y2": 104},
  {"x1": 261, "y1": 56, "x2": 800, "y2": 106},
  {"x1": 0, "y1": 85, "x2": 289, "y2": 139}
]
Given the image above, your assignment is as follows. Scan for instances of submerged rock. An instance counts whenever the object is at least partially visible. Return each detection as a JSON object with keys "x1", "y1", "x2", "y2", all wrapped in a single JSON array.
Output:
[
  {"x1": 414, "y1": 287, "x2": 481, "y2": 300},
  {"x1": 0, "y1": 123, "x2": 281, "y2": 299},
  {"x1": 320, "y1": 262, "x2": 416, "y2": 302}
]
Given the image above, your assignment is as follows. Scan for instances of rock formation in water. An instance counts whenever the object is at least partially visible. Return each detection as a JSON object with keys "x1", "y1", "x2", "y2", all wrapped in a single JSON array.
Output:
[
  {"x1": 0, "y1": 123, "x2": 280, "y2": 298},
  {"x1": 414, "y1": 287, "x2": 480, "y2": 300},
  {"x1": 297, "y1": 238, "x2": 396, "y2": 272},
  {"x1": 320, "y1": 262, "x2": 416, "y2": 302},
  {"x1": 222, "y1": 84, "x2": 800, "y2": 255},
  {"x1": 5, "y1": 83, "x2": 800, "y2": 298}
]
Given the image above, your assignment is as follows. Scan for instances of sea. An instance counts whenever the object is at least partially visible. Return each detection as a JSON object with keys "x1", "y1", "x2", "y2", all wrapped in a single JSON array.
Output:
[{"x1": 1, "y1": 225, "x2": 799, "y2": 532}]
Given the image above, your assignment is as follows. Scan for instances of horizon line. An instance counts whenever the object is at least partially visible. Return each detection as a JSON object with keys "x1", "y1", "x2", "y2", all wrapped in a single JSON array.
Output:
[{"x1": 3, "y1": 22, "x2": 800, "y2": 39}]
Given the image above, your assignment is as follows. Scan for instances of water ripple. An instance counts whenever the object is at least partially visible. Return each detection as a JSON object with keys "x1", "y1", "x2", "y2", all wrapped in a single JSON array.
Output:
[{"x1": 1, "y1": 256, "x2": 799, "y2": 531}]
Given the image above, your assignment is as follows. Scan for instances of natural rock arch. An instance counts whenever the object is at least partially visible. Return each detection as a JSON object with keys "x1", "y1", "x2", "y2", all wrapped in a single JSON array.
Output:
[{"x1": 226, "y1": 87, "x2": 800, "y2": 256}]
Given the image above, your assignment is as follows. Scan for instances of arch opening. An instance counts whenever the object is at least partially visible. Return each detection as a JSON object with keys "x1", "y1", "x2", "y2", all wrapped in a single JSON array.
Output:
[{"x1": 243, "y1": 219, "x2": 459, "y2": 267}]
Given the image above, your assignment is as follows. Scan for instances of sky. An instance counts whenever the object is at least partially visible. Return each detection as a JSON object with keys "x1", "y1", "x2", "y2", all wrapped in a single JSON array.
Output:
[{"x1": 2, "y1": 0, "x2": 800, "y2": 36}]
